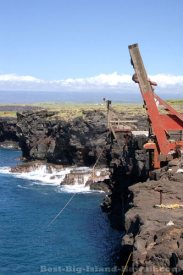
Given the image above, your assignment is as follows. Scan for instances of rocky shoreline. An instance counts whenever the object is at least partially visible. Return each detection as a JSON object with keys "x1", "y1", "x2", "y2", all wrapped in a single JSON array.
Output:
[
  {"x1": 10, "y1": 160, "x2": 111, "y2": 191},
  {"x1": 1, "y1": 108, "x2": 183, "y2": 274}
]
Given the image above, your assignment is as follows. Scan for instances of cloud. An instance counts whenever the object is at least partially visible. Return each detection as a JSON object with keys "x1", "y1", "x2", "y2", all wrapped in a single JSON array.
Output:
[
  {"x1": 0, "y1": 72, "x2": 183, "y2": 94},
  {"x1": 52, "y1": 72, "x2": 132, "y2": 90},
  {"x1": 150, "y1": 74, "x2": 183, "y2": 87},
  {"x1": 0, "y1": 74, "x2": 41, "y2": 82}
]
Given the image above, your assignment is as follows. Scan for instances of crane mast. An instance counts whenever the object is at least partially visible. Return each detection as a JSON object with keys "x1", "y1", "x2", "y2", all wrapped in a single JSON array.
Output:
[{"x1": 128, "y1": 43, "x2": 183, "y2": 169}]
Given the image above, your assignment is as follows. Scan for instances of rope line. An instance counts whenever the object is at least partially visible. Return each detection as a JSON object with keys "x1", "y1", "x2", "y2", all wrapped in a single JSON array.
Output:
[
  {"x1": 122, "y1": 252, "x2": 132, "y2": 275},
  {"x1": 110, "y1": 123, "x2": 125, "y2": 163},
  {"x1": 47, "y1": 132, "x2": 107, "y2": 227},
  {"x1": 47, "y1": 193, "x2": 77, "y2": 228},
  {"x1": 92, "y1": 148, "x2": 105, "y2": 182},
  {"x1": 93, "y1": 148, "x2": 105, "y2": 170}
]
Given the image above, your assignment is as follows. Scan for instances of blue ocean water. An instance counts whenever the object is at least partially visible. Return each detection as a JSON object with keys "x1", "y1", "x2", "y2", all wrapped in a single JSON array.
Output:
[
  {"x1": 0, "y1": 90, "x2": 142, "y2": 104},
  {"x1": 0, "y1": 148, "x2": 122, "y2": 275}
]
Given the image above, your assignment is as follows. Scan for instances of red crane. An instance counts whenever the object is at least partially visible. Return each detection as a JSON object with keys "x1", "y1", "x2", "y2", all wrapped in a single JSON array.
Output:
[{"x1": 128, "y1": 43, "x2": 183, "y2": 169}]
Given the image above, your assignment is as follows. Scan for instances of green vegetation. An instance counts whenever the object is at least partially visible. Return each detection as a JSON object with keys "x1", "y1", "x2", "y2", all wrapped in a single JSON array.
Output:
[
  {"x1": 167, "y1": 99, "x2": 183, "y2": 104},
  {"x1": 166, "y1": 99, "x2": 183, "y2": 113},
  {"x1": 0, "y1": 100, "x2": 182, "y2": 120},
  {"x1": 0, "y1": 102, "x2": 146, "y2": 120},
  {"x1": 0, "y1": 111, "x2": 17, "y2": 118},
  {"x1": 34, "y1": 102, "x2": 147, "y2": 120}
]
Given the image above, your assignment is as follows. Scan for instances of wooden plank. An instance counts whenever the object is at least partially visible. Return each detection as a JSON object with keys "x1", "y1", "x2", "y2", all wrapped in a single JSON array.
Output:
[{"x1": 128, "y1": 44, "x2": 152, "y2": 95}]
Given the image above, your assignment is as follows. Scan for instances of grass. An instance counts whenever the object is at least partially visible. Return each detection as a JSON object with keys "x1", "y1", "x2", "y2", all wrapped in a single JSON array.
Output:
[
  {"x1": 36, "y1": 102, "x2": 147, "y2": 120},
  {"x1": 0, "y1": 111, "x2": 17, "y2": 118},
  {"x1": 167, "y1": 99, "x2": 183, "y2": 104},
  {"x1": 0, "y1": 100, "x2": 182, "y2": 120},
  {"x1": 166, "y1": 99, "x2": 183, "y2": 113},
  {"x1": 0, "y1": 102, "x2": 146, "y2": 120}
]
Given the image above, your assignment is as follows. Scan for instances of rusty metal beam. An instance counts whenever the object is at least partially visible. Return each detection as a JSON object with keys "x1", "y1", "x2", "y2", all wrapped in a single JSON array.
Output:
[
  {"x1": 128, "y1": 44, "x2": 170, "y2": 157},
  {"x1": 128, "y1": 43, "x2": 183, "y2": 168}
]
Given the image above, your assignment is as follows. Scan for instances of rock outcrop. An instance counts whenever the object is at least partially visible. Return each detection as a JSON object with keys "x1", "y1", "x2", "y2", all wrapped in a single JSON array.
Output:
[
  {"x1": 16, "y1": 109, "x2": 108, "y2": 166},
  {"x1": 16, "y1": 109, "x2": 149, "y2": 172},
  {"x1": 0, "y1": 117, "x2": 19, "y2": 148},
  {"x1": 121, "y1": 174, "x2": 183, "y2": 274},
  {"x1": 101, "y1": 130, "x2": 149, "y2": 230}
]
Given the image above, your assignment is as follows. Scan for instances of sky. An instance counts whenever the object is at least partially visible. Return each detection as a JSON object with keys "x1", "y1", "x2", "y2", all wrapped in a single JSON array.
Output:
[{"x1": 0, "y1": 0, "x2": 183, "y2": 100}]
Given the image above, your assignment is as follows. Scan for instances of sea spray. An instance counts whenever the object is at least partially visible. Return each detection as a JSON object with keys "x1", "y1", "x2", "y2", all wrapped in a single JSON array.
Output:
[{"x1": 0, "y1": 163, "x2": 110, "y2": 193}]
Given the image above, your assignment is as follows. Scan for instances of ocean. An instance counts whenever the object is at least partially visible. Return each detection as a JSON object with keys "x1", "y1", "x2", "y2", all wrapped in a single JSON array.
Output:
[
  {"x1": 0, "y1": 148, "x2": 122, "y2": 275},
  {"x1": 0, "y1": 90, "x2": 142, "y2": 104}
]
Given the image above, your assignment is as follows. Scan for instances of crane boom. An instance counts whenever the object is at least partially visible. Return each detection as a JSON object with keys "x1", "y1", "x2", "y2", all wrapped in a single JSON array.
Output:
[{"x1": 128, "y1": 43, "x2": 183, "y2": 168}]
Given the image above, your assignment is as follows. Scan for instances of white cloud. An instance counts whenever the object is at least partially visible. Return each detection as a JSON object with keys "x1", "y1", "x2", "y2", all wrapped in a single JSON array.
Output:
[
  {"x1": 0, "y1": 72, "x2": 183, "y2": 93},
  {"x1": 0, "y1": 73, "x2": 41, "y2": 82},
  {"x1": 150, "y1": 74, "x2": 183, "y2": 87},
  {"x1": 51, "y1": 72, "x2": 132, "y2": 90}
]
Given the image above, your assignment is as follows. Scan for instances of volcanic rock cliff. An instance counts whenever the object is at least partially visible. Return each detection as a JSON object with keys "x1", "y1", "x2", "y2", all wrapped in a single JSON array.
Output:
[
  {"x1": 0, "y1": 117, "x2": 19, "y2": 148},
  {"x1": 16, "y1": 109, "x2": 149, "y2": 172},
  {"x1": 121, "y1": 167, "x2": 183, "y2": 274},
  {"x1": 16, "y1": 109, "x2": 108, "y2": 166}
]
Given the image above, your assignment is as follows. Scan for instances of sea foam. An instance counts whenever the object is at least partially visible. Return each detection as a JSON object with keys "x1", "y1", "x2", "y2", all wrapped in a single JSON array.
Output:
[{"x1": 0, "y1": 165, "x2": 107, "y2": 193}]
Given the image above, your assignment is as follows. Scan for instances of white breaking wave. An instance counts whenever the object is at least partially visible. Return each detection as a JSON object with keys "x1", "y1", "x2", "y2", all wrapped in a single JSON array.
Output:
[
  {"x1": 60, "y1": 184, "x2": 91, "y2": 193},
  {"x1": 0, "y1": 165, "x2": 106, "y2": 193},
  {"x1": 0, "y1": 145, "x2": 15, "y2": 149},
  {"x1": 15, "y1": 166, "x2": 72, "y2": 186},
  {"x1": 0, "y1": 167, "x2": 11, "y2": 174},
  {"x1": 0, "y1": 165, "x2": 71, "y2": 185}
]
